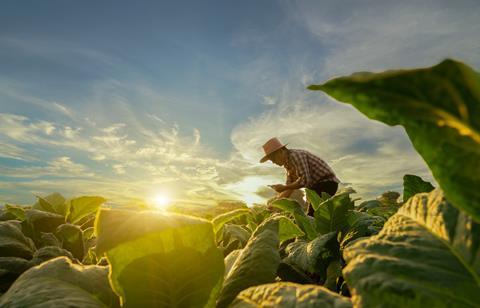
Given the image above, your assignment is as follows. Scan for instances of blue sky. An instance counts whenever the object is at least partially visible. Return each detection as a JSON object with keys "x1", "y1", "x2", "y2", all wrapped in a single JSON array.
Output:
[{"x1": 1, "y1": 0, "x2": 479, "y2": 206}]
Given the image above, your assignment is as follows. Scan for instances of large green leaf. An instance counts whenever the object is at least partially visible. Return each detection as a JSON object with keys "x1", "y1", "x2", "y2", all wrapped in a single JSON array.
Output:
[
  {"x1": 276, "y1": 262, "x2": 314, "y2": 285},
  {"x1": 309, "y1": 59, "x2": 480, "y2": 221},
  {"x1": 230, "y1": 282, "x2": 352, "y2": 308},
  {"x1": 224, "y1": 249, "x2": 242, "y2": 278},
  {"x1": 283, "y1": 232, "x2": 338, "y2": 277},
  {"x1": 219, "y1": 224, "x2": 252, "y2": 256},
  {"x1": 314, "y1": 192, "x2": 354, "y2": 234},
  {"x1": 277, "y1": 215, "x2": 305, "y2": 243},
  {"x1": 0, "y1": 257, "x2": 32, "y2": 292},
  {"x1": 24, "y1": 209, "x2": 65, "y2": 234},
  {"x1": 95, "y1": 209, "x2": 224, "y2": 308},
  {"x1": 212, "y1": 208, "x2": 250, "y2": 234},
  {"x1": 67, "y1": 196, "x2": 106, "y2": 225},
  {"x1": 221, "y1": 224, "x2": 251, "y2": 247},
  {"x1": 270, "y1": 199, "x2": 316, "y2": 240},
  {"x1": 30, "y1": 246, "x2": 74, "y2": 266},
  {"x1": 33, "y1": 192, "x2": 67, "y2": 215},
  {"x1": 217, "y1": 218, "x2": 281, "y2": 308},
  {"x1": 305, "y1": 188, "x2": 330, "y2": 210},
  {"x1": 339, "y1": 211, "x2": 384, "y2": 250},
  {"x1": 38, "y1": 232, "x2": 61, "y2": 248},
  {"x1": 366, "y1": 205, "x2": 399, "y2": 220},
  {"x1": 56, "y1": 223, "x2": 84, "y2": 260},
  {"x1": 403, "y1": 174, "x2": 435, "y2": 202},
  {"x1": 0, "y1": 257, "x2": 119, "y2": 307},
  {"x1": 357, "y1": 200, "x2": 382, "y2": 211},
  {"x1": 0, "y1": 221, "x2": 35, "y2": 259},
  {"x1": 4, "y1": 205, "x2": 26, "y2": 221},
  {"x1": 343, "y1": 189, "x2": 480, "y2": 307}
]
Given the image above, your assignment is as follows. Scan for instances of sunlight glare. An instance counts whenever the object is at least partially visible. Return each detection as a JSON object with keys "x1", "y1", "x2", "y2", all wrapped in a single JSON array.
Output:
[
  {"x1": 225, "y1": 175, "x2": 280, "y2": 206},
  {"x1": 153, "y1": 193, "x2": 171, "y2": 210}
]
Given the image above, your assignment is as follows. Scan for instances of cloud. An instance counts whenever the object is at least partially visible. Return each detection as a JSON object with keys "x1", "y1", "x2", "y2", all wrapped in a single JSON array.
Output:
[
  {"x1": 0, "y1": 107, "x2": 225, "y2": 205},
  {"x1": 261, "y1": 96, "x2": 277, "y2": 106},
  {"x1": 229, "y1": 97, "x2": 434, "y2": 199},
  {"x1": 224, "y1": 0, "x2": 480, "y2": 201},
  {"x1": 0, "y1": 113, "x2": 56, "y2": 142},
  {"x1": 292, "y1": 0, "x2": 480, "y2": 74},
  {"x1": 0, "y1": 37, "x2": 120, "y2": 69},
  {"x1": 0, "y1": 142, "x2": 36, "y2": 161},
  {"x1": 0, "y1": 2, "x2": 477, "y2": 206},
  {"x1": 0, "y1": 156, "x2": 94, "y2": 179},
  {"x1": 112, "y1": 164, "x2": 126, "y2": 175},
  {"x1": 193, "y1": 128, "x2": 201, "y2": 146}
]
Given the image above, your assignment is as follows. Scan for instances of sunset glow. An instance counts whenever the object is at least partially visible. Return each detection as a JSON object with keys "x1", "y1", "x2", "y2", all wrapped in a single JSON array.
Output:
[{"x1": 152, "y1": 193, "x2": 171, "y2": 210}]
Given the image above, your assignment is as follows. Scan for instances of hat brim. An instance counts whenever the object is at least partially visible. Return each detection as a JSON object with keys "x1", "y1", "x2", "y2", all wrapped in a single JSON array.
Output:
[{"x1": 259, "y1": 144, "x2": 287, "y2": 163}]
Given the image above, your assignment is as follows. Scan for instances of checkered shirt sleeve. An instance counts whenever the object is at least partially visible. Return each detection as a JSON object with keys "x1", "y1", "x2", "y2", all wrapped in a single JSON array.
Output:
[{"x1": 288, "y1": 149, "x2": 339, "y2": 188}]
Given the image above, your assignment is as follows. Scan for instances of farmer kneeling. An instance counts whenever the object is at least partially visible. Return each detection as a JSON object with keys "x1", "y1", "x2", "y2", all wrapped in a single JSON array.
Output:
[{"x1": 260, "y1": 137, "x2": 340, "y2": 216}]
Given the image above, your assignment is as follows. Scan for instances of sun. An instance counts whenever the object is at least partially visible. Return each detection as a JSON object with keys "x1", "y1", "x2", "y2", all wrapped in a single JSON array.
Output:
[{"x1": 152, "y1": 193, "x2": 171, "y2": 210}]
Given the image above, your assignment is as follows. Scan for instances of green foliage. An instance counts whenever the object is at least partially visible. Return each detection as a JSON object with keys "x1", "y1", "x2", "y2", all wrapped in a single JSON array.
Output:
[
  {"x1": 230, "y1": 282, "x2": 352, "y2": 308},
  {"x1": 30, "y1": 246, "x2": 74, "y2": 266},
  {"x1": 277, "y1": 215, "x2": 305, "y2": 243},
  {"x1": 276, "y1": 262, "x2": 315, "y2": 284},
  {"x1": 0, "y1": 193, "x2": 113, "y2": 295},
  {"x1": 366, "y1": 206, "x2": 398, "y2": 220},
  {"x1": 23, "y1": 209, "x2": 65, "y2": 236},
  {"x1": 1, "y1": 59, "x2": 479, "y2": 307},
  {"x1": 219, "y1": 224, "x2": 252, "y2": 255},
  {"x1": 212, "y1": 208, "x2": 250, "y2": 234},
  {"x1": 37, "y1": 232, "x2": 61, "y2": 248},
  {"x1": 403, "y1": 174, "x2": 435, "y2": 202},
  {"x1": 270, "y1": 199, "x2": 316, "y2": 240},
  {"x1": 356, "y1": 191, "x2": 401, "y2": 220},
  {"x1": 343, "y1": 189, "x2": 480, "y2": 307},
  {"x1": 0, "y1": 257, "x2": 32, "y2": 292},
  {"x1": 169, "y1": 200, "x2": 248, "y2": 219},
  {"x1": 324, "y1": 259, "x2": 343, "y2": 291},
  {"x1": 283, "y1": 232, "x2": 338, "y2": 277},
  {"x1": 33, "y1": 193, "x2": 67, "y2": 215},
  {"x1": 314, "y1": 191, "x2": 355, "y2": 234},
  {"x1": 217, "y1": 218, "x2": 281, "y2": 308},
  {"x1": 0, "y1": 257, "x2": 119, "y2": 307},
  {"x1": 67, "y1": 196, "x2": 106, "y2": 225},
  {"x1": 357, "y1": 200, "x2": 382, "y2": 211},
  {"x1": 56, "y1": 223, "x2": 85, "y2": 260},
  {"x1": 309, "y1": 59, "x2": 480, "y2": 222},
  {"x1": 95, "y1": 208, "x2": 224, "y2": 308},
  {"x1": 305, "y1": 188, "x2": 330, "y2": 210},
  {"x1": 339, "y1": 211, "x2": 384, "y2": 250},
  {"x1": 4, "y1": 205, "x2": 26, "y2": 221},
  {"x1": 224, "y1": 249, "x2": 242, "y2": 278},
  {"x1": 0, "y1": 221, "x2": 35, "y2": 259}
]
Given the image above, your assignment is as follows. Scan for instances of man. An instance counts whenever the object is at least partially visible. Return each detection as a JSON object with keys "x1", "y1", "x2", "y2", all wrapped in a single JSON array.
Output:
[{"x1": 260, "y1": 137, "x2": 340, "y2": 216}]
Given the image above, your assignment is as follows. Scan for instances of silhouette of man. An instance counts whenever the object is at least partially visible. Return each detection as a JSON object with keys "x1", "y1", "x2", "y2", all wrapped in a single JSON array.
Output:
[{"x1": 260, "y1": 137, "x2": 340, "y2": 216}]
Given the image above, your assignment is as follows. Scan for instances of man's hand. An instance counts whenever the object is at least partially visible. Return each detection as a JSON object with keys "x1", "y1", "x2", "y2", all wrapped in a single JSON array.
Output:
[{"x1": 269, "y1": 184, "x2": 286, "y2": 193}]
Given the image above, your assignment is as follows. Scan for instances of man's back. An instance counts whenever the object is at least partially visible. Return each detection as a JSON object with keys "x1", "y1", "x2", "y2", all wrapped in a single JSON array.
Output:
[{"x1": 287, "y1": 149, "x2": 340, "y2": 188}]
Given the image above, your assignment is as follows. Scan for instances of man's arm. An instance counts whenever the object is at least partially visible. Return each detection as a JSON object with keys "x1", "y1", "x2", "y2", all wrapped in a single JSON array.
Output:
[
  {"x1": 270, "y1": 177, "x2": 303, "y2": 193},
  {"x1": 278, "y1": 189, "x2": 294, "y2": 198},
  {"x1": 284, "y1": 177, "x2": 303, "y2": 190}
]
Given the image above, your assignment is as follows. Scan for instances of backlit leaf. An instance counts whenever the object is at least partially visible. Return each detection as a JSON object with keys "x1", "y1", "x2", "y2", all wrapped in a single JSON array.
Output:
[{"x1": 309, "y1": 59, "x2": 480, "y2": 221}]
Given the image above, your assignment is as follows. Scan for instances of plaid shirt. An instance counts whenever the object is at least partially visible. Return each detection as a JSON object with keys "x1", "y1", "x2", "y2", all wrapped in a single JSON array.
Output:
[{"x1": 285, "y1": 149, "x2": 339, "y2": 188}]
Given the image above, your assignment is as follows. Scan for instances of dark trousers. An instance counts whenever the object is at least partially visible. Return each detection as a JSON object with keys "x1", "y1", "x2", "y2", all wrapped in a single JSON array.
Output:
[{"x1": 307, "y1": 180, "x2": 338, "y2": 216}]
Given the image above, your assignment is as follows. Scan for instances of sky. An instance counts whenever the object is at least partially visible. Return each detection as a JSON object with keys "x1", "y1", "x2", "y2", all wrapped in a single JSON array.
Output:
[{"x1": 1, "y1": 0, "x2": 479, "y2": 207}]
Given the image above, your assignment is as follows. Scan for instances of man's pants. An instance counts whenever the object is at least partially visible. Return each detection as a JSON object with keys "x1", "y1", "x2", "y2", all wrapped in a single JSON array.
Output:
[{"x1": 307, "y1": 180, "x2": 338, "y2": 216}]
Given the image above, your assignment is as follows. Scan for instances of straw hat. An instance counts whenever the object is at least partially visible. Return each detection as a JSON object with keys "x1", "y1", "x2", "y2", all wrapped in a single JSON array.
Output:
[{"x1": 259, "y1": 137, "x2": 288, "y2": 163}]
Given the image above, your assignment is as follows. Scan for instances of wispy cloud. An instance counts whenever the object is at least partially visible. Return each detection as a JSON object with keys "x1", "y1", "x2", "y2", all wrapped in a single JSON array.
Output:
[
  {"x1": 0, "y1": 1, "x2": 478, "y2": 206},
  {"x1": 0, "y1": 156, "x2": 94, "y2": 179},
  {"x1": 224, "y1": 1, "x2": 479, "y2": 201},
  {"x1": 0, "y1": 142, "x2": 36, "y2": 161}
]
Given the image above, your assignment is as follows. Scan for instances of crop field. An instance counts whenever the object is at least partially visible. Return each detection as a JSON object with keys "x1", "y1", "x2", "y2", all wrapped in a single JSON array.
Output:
[{"x1": 0, "y1": 59, "x2": 478, "y2": 307}]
